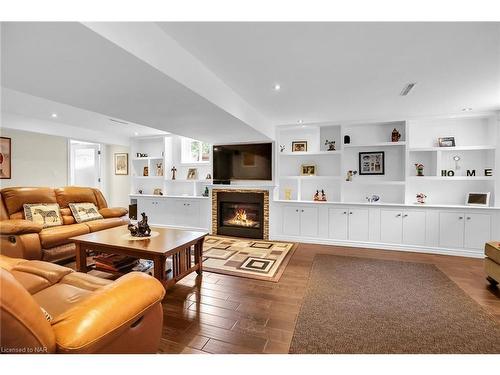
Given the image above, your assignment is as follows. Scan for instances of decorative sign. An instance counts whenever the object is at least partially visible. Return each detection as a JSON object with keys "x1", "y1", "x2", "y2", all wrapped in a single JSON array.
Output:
[
  {"x1": 466, "y1": 170, "x2": 476, "y2": 176},
  {"x1": 441, "y1": 170, "x2": 455, "y2": 177},
  {"x1": 485, "y1": 168, "x2": 493, "y2": 177}
]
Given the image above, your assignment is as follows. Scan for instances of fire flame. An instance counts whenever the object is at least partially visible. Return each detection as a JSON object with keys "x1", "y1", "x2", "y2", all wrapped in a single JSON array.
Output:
[{"x1": 226, "y1": 208, "x2": 257, "y2": 227}]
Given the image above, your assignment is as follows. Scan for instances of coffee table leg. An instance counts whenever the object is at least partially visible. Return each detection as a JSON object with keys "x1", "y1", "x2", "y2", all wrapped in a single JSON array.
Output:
[
  {"x1": 154, "y1": 255, "x2": 166, "y2": 284},
  {"x1": 195, "y1": 238, "x2": 204, "y2": 275},
  {"x1": 75, "y1": 243, "x2": 88, "y2": 273}
]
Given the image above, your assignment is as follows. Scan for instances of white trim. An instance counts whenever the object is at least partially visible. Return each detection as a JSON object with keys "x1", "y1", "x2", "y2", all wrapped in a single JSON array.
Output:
[{"x1": 270, "y1": 234, "x2": 484, "y2": 259}]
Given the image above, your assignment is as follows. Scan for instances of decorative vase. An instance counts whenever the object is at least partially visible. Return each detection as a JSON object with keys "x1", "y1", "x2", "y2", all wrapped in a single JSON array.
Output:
[
  {"x1": 415, "y1": 163, "x2": 424, "y2": 176},
  {"x1": 391, "y1": 128, "x2": 401, "y2": 142}
]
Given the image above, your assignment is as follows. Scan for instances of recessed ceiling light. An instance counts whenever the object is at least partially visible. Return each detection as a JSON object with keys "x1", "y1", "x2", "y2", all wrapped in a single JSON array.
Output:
[
  {"x1": 51, "y1": 113, "x2": 58, "y2": 118},
  {"x1": 133, "y1": 132, "x2": 139, "y2": 136},
  {"x1": 298, "y1": 120, "x2": 303, "y2": 124},
  {"x1": 462, "y1": 108, "x2": 472, "y2": 112},
  {"x1": 273, "y1": 83, "x2": 281, "y2": 91}
]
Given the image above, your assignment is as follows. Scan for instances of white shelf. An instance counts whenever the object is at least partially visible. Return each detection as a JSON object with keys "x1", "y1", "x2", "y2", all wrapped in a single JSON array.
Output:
[
  {"x1": 129, "y1": 194, "x2": 209, "y2": 199},
  {"x1": 133, "y1": 176, "x2": 164, "y2": 179},
  {"x1": 165, "y1": 179, "x2": 213, "y2": 183},
  {"x1": 343, "y1": 141, "x2": 406, "y2": 148},
  {"x1": 131, "y1": 156, "x2": 164, "y2": 161},
  {"x1": 280, "y1": 151, "x2": 341, "y2": 156},
  {"x1": 280, "y1": 175, "x2": 342, "y2": 180},
  {"x1": 407, "y1": 176, "x2": 495, "y2": 181},
  {"x1": 409, "y1": 145, "x2": 496, "y2": 152},
  {"x1": 345, "y1": 180, "x2": 405, "y2": 185}
]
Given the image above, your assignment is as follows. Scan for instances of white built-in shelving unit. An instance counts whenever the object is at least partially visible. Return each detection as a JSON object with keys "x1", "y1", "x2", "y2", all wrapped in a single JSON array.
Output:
[{"x1": 276, "y1": 114, "x2": 499, "y2": 208}]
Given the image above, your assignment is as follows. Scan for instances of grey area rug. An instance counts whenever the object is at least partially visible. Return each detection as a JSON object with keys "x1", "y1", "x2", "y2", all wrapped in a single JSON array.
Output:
[{"x1": 289, "y1": 255, "x2": 500, "y2": 353}]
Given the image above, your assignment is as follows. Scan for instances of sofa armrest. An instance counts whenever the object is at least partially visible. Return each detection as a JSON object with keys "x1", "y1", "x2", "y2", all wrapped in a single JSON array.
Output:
[
  {"x1": 99, "y1": 207, "x2": 128, "y2": 219},
  {"x1": 0, "y1": 219, "x2": 43, "y2": 235},
  {"x1": 51, "y1": 272, "x2": 165, "y2": 353}
]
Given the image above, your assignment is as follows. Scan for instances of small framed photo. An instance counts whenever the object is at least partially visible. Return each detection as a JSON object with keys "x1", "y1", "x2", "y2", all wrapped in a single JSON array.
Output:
[
  {"x1": 114, "y1": 153, "x2": 128, "y2": 175},
  {"x1": 465, "y1": 192, "x2": 490, "y2": 206},
  {"x1": 0, "y1": 137, "x2": 12, "y2": 179},
  {"x1": 438, "y1": 137, "x2": 456, "y2": 147},
  {"x1": 292, "y1": 141, "x2": 308, "y2": 152},
  {"x1": 301, "y1": 164, "x2": 316, "y2": 176},
  {"x1": 187, "y1": 168, "x2": 198, "y2": 180},
  {"x1": 359, "y1": 151, "x2": 385, "y2": 175}
]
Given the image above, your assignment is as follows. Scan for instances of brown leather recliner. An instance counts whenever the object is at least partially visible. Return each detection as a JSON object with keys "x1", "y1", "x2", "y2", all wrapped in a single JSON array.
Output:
[
  {"x1": 0, "y1": 254, "x2": 165, "y2": 353},
  {"x1": 0, "y1": 187, "x2": 129, "y2": 262}
]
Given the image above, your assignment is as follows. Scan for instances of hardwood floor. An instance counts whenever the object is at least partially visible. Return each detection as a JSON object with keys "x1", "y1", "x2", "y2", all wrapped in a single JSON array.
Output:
[{"x1": 157, "y1": 243, "x2": 500, "y2": 354}]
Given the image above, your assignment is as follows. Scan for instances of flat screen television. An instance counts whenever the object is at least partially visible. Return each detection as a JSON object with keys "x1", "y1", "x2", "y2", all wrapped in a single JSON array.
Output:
[{"x1": 213, "y1": 143, "x2": 273, "y2": 182}]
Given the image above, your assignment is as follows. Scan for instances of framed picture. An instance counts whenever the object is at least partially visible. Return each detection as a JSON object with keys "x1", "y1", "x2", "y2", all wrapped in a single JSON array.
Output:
[
  {"x1": 465, "y1": 192, "x2": 490, "y2": 206},
  {"x1": 438, "y1": 137, "x2": 456, "y2": 147},
  {"x1": 300, "y1": 164, "x2": 316, "y2": 176},
  {"x1": 292, "y1": 141, "x2": 308, "y2": 152},
  {"x1": 187, "y1": 168, "x2": 198, "y2": 180},
  {"x1": 0, "y1": 137, "x2": 11, "y2": 179},
  {"x1": 114, "y1": 153, "x2": 128, "y2": 175},
  {"x1": 359, "y1": 151, "x2": 385, "y2": 175}
]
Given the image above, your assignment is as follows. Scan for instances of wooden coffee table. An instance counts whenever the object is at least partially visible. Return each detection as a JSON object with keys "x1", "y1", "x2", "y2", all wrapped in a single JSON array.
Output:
[{"x1": 70, "y1": 225, "x2": 207, "y2": 289}]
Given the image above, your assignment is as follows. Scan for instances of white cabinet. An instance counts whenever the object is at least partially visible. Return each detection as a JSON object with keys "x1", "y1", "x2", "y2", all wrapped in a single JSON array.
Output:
[
  {"x1": 328, "y1": 208, "x2": 348, "y2": 240},
  {"x1": 173, "y1": 199, "x2": 200, "y2": 228},
  {"x1": 402, "y1": 211, "x2": 426, "y2": 246},
  {"x1": 464, "y1": 213, "x2": 491, "y2": 250},
  {"x1": 439, "y1": 212, "x2": 491, "y2": 250},
  {"x1": 137, "y1": 198, "x2": 166, "y2": 225},
  {"x1": 380, "y1": 209, "x2": 426, "y2": 245},
  {"x1": 348, "y1": 208, "x2": 369, "y2": 242},
  {"x1": 282, "y1": 205, "x2": 318, "y2": 237}
]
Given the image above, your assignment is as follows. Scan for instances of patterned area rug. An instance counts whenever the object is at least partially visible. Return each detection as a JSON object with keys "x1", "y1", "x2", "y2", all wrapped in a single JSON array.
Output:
[{"x1": 202, "y1": 236, "x2": 296, "y2": 282}]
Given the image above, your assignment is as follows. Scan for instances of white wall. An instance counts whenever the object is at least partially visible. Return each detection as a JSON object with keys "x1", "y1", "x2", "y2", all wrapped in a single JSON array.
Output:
[
  {"x1": 0, "y1": 127, "x2": 68, "y2": 188},
  {"x1": 105, "y1": 144, "x2": 131, "y2": 208}
]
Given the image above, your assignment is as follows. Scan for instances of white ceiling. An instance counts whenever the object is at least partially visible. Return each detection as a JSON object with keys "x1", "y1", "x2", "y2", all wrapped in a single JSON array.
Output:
[
  {"x1": 1, "y1": 22, "x2": 269, "y2": 144},
  {"x1": 159, "y1": 22, "x2": 500, "y2": 125}
]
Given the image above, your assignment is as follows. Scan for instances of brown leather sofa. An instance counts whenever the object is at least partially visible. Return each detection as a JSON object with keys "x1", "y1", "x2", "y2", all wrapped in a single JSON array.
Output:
[
  {"x1": 0, "y1": 254, "x2": 165, "y2": 353},
  {"x1": 0, "y1": 187, "x2": 129, "y2": 262},
  {"x1": 485, "y1": 241, "x2": 500, "y2": 286}
]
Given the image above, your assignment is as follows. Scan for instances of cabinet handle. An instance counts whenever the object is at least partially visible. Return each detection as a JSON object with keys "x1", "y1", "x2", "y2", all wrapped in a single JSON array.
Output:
[
  {"x1": 458, "y1": 216, "x2": 463, "y2": 220},
  {"x1": 466, "y1": 217, "x2": 471, "y2": 220},
  {"x1": 349, "y1": 212, "x2": 353, "y2": 215},
  {"x1": 403, "y1": 214, "x2": 408, "y2": 218},
  {"x1": 343, "y1": 211, "x2": 347, "y2": 214},
  {"x1": 301, "y1": 209, "x2": 304, "y2": 212},
  {"x1": 295, "y1": 209, "x2": 299, "y2": 212},
  {"x1": 396, "y1": 213, "x2": 401, "y2": 217}
]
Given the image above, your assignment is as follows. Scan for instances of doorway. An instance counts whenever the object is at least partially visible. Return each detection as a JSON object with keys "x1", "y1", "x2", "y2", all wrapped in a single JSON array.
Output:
[{"x1": 69, "y1": 140, "x2": 102, "y2": 189}]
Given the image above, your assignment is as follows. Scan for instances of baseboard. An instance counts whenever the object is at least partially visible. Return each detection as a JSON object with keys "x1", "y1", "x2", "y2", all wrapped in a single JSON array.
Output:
[{"x1": 270, "y1": 235, "x2": 485, "y2": 259}]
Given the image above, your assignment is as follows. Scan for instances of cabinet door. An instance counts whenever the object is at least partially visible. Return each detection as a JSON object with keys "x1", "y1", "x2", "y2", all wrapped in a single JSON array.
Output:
[
  {"x1": 402, "y1": 211, "x2": 426, "y2": 246},
  {"x1": 439, "y1": 212, "x2": 464, "y2": 248},
  {"x1": 348, "y1": 208, "x2": 369, "y2": 241},
  {"x1": 464, "y1": 213, "x2": 491, "y2": 250},
  {"x1": 300, "y1": 206, "x2": 318, "y2": 237},
  {"x1": 282, "y1": 206, "x2": 301, "y2": 236},
  {"x1": 139, "y1": 199, "x2": 162, "y2": 224},
  {"x1": 328, "y1": 208, "x2": 349, "y2": 240},
  {"x1": 380, "y1": 210, "x2": 403, "y2": 244},
  {"x1": 173, "y1": 200, "x2": 200, "y2": 228}
]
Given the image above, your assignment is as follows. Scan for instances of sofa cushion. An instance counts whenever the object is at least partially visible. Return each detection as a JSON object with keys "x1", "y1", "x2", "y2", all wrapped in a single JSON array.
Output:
[
  {"x1": 84, "y1": 217, "x2": 129, "y2": 232},
  {"x1": 39, "y1": 224, "x2": 90, "y2": 249},
  {"x1": 61, "y1": 272, "x2": 112, "y2": 291},
  {"x1": 10, "y1": 270, "x2": 51, "y2": 294},
  {"x1": 1, "y1": 187, "x2": 57, "y2": 217},
  {"x1": 32, "y1": 283, "x2": 92, "y2": 320},
  {"x1": 42, "y1": 243, "x2": 76, "y2": 263},
  {"x1": 24, "y1": 203, "x2": 63, "y2": 228},
  {"x1": 99, "y1": 207, "x2": 128, "y2": 219},
  {"x1": 69, "y1": 202, "x2": 103, "y2": 223},
  {"x1": 55, "y1": 187, "x2": 99, "y2": 209},
  {"x1": 485, "y1": 241, "x2": 500, "y2": 265}
]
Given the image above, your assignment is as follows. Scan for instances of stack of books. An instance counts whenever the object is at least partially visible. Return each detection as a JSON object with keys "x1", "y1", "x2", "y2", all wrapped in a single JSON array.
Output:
[{"x1": 94, "y1": 254, "x2": 139, "y2": 273}]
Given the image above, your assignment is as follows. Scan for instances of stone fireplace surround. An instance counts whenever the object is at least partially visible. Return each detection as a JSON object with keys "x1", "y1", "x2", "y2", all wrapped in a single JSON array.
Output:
[{"x1": 212, "y1": 189, "x2": 270, "y2": 240}]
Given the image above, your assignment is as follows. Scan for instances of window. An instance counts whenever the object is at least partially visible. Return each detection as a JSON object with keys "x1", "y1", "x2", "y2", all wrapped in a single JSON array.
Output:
[{"x1": 181, "y1": 137, "x2": 210, "y2": 164}]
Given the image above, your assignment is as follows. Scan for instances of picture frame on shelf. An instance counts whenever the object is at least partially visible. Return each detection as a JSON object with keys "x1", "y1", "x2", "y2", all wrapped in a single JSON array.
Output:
[
  {"x1": 186, "y1": 168, "x2": 198, "y2": 180},
  {"x1": 0, "y1": 137, "x2": 12, "y2": 179},
  {"x1": 114, "y1": 153, "x2": 128, "y2": 175},
  {"x1": 465, "y1": 192, "x2": 490, "y2": 207},
  {"x1": 359, "y1": 151, "x2": 385, "y2": 175},
  {"x1": 292, "y1": 141, "x2": 308, "y2": 152},
  {"x1": 300, "y1": 164, "x2": 316, "y2": 176},
  {"x1": 438, "y1": 137, "x2": 456, "y2": 147}
]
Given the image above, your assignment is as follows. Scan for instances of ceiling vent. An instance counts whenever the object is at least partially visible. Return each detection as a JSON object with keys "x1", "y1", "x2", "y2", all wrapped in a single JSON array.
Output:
[
  {"x1": 108, "y1": 118, "x2": 129, "y2": 125},
  {"x1": 400, "y1": 82, "x2": 417, "y2": 96}
]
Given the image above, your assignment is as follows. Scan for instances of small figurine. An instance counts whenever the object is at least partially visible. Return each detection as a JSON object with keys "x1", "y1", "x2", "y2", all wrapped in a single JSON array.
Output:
[
  {"x1": 391, "y1": 128, "x2": 401, "y2": 142},
  {"x1": 345, "y1": 170, "x2": 358, "y2": 182},
  {"x1": 416, "y1": 193, "x2": 427, "y2": 204},
  {"x1": 313, "y1": 190, "x2": 320, "y2": 201},
  {"x1": 344, "y1": 135, "x2": 351, "y2": 144},
  {"x1": 415, "y1": 163, "x2": 424, "y2": 176},
  {"x1": 366, "y1": 194, "x2": 380, "y2": 203},
  {"x1": 138, "y1": 189, "x2": 143, "y2": 194},
  {"x1": 206, "y1": 173, "x2": 212, "y2": 180},
  {"x1": 280, "y1": 145, "x2": 285, "y2": 153},
  {"x1": 156, "y1": 162, "x2": 163, "y2": 176},
  {"x1": 202, "y1": 186, "x2": 209, "y2": 197},
  {"x1": 320, "y1": 189, "x2": 327, "y2": 201},
  {"x1": 171, "y1": 166, "x2": 177, "y2": 180},
  {"x1": 153, "y1": 188, "x2": 163, "y2": 196},
  {"x1": 128, "y1": 212, "x2": 151, "y2": 237},
  {"x1": 284, "y1": 188, "x2": 292, "y2": 200},
  {"x1": 324, "y1": 140, "x2": 336, "y2": 151}
]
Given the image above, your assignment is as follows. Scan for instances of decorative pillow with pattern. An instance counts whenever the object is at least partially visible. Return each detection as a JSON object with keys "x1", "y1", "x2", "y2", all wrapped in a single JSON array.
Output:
[
  {"x1": 69, "y1": 202, "x2": 103, "y2": 223},
  {"x1": 23, "y1": 203, "x2": 63, "y2": 228}
]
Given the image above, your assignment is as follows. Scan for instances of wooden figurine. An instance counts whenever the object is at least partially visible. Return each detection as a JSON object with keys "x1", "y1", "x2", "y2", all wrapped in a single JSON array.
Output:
[
  {"x1": 156, "y1": 162, "x2": 163, "y2": 176},
  {"x1": 320, "y1": 190, "x2": 327, "y2": 201},
  {"x1": 127, "y1": 212, "x2": 151, "y2": 237},
  {"x1": 171, "y1": 166, "x2": 177, "y2": 180},
  {"x1": 391, "y1": 128, "x2": 401, "y2": 142},
  {"x1": 313, "y1": 190, "x2": 320, "y2": 201}
]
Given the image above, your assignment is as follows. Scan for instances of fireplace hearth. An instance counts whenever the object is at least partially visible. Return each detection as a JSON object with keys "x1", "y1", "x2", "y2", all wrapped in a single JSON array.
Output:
[{"x1": 212, "y1": 189, "x2": 269, "y2": 239}]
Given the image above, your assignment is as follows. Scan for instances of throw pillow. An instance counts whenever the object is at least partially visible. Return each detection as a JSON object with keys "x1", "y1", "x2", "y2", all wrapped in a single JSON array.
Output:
[
  {"x1": 69, "y1": 202, "x2": 103, "y2": 223},
  {"x1": 23, "y1": 203, "x2": 63, "y2": 228}
]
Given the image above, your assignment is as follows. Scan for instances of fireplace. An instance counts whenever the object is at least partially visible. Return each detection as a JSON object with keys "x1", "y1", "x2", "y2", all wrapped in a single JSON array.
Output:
[{"x1": 212, "y1": 189, "x2": 269, "y2": 239}]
